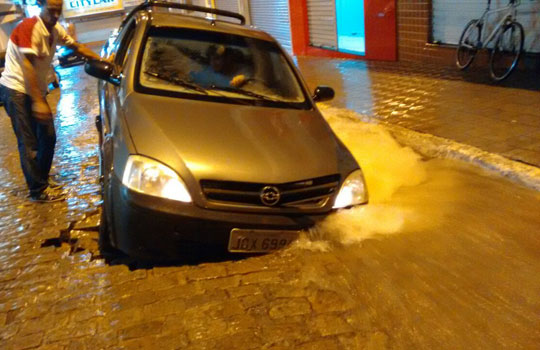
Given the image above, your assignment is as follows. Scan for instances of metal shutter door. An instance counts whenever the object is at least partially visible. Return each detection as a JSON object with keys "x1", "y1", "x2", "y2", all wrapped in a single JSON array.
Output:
[
  {"x1": 215, "y1": 0, "x2": 239, "y2": 13},
  {"x1": 432, "y1": 0, "x2": 540, "y2": 53},
  {"x1": 249, "y1": 0, "x2": 292, "y2": 52},
  {"x1": 307, "y1": 0, "x2": 337, "y2": 49},
  {"x1": 215, "y1": 0, "x2": 241, "y2": 23},
  {"x1": 167, "y1": 0, "x2": 209, "y2": 18}
]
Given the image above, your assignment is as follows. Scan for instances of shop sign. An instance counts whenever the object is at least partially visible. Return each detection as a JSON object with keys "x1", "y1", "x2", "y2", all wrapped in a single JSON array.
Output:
[{"x1": 63, "y1": 0, "x2": 124, "y2": 18}]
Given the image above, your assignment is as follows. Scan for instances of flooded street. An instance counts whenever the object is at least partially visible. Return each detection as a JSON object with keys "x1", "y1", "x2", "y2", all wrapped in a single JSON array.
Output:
[
  {"x1": 296, "y1": 106, "x2": 540, "y2": 349},
  {"x1": 0, "y1": 65, "x2": 538, "y2": 349},
  {"x1": 301, "y1": 158, "x2": 540, "y2": 349}
]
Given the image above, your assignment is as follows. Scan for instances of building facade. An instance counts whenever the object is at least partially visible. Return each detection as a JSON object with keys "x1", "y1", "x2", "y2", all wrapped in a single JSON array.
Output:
[
  {"x1": 222, "y1": 0, "x2": 539, "y2": 65},
  {"x1": 399, "y1": 0, "x2": 539, "y2": 66},
  {"x1": 1, "y1": 0, "x2": 539, "y2": 67}
]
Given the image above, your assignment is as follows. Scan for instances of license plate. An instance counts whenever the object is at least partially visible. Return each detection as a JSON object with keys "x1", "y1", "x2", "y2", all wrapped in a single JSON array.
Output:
[{"x1": 228, "y1": 228, "x2": 300, "y2": 253}]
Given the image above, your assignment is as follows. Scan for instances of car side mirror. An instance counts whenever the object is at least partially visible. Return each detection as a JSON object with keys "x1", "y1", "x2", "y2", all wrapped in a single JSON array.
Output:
[
  {"x1": 84, "y1": 59, "x2": 120, "y2": 86},
  {"x1": 312, "y1": 86, "x2": 335, "y2": 102}
]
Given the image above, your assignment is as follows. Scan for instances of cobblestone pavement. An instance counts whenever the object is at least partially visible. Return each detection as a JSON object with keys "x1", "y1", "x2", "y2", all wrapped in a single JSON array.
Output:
[
  {"x1": 0, "y1": 64, "x2": 539, "y2": 350},
  {"x1": 0, "y1": 67, "x2": 367, "y2": 349},
  {"x1": 296, "y1": 57, "x2": 540, "y2": 168}
]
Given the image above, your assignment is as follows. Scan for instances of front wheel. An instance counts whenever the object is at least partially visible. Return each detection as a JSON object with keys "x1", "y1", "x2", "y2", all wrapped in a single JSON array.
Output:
[
  {"x1": 98, "y1": 178, "x2": 122, "y2": 259},
  {"x1": 456, "y1": 20, "x2": 481, "y2": 70},
  {"x1": 98, "y1": 205, "x2": 117, "y2": 257},
  {"x1": 489, "y1": 21, "x2": 524, "y2": 82}
]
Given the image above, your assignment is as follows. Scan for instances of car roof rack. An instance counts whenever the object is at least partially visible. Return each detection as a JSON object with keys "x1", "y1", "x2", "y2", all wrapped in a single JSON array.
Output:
[{"x1": 121, "y1": 0, "x2": 246, "y2": 27}]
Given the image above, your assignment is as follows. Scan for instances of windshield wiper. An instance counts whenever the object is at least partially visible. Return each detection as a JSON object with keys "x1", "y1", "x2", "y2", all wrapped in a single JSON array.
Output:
[
  {"x1": 209, "y1": 85, "x2": 299, "y2": 107},
  {"x1": 209, "y1": 85, "x2": 275, "y2": 101},
  {"x1": 144, "y1": 71, "x2": 253, "y2": 105},
  {"x1": 144, "y1": 71, "x2": 208, "y2": 95}
]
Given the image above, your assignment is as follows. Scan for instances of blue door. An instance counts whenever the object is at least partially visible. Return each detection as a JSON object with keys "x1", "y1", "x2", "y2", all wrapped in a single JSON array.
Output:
[{"x1": 336, "y1": 0, "x2": 366, "y2": 55}]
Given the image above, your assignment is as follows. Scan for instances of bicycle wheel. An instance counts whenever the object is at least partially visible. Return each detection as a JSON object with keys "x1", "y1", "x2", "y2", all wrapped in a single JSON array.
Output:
[
  {"x1": 489, "y1": 21, "x2": 524, "y2": 81},
  {"x1": 456, "y1": 20, "x2": 481, "y2": 70}
]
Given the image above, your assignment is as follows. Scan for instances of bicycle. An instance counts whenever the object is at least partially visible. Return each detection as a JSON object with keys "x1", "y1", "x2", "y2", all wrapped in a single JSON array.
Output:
[{"x1": 456, "y1": 0, "x2": 524, "y2": 81}]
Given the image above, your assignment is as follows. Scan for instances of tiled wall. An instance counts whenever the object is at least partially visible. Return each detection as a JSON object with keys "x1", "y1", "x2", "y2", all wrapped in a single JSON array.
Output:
[{"x1": 396, "y1": 0, "x2": 455, "y2": 65}]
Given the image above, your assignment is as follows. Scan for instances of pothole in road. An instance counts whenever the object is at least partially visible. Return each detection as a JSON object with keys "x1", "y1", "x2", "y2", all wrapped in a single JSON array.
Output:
[
  {"x1": 39, "y1": 210, "x2": 144, "y2": 269},
  {"x1": 39, "y1": 210, "x2": 268, "y2": 269},
  {"x1": 41, "y1": 210, "x2": 103, "y2": 260}
]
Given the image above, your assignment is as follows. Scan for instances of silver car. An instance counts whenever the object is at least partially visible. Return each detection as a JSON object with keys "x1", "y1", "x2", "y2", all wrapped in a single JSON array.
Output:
[{"x1": 85, "y1": 1, "x2": 368, "y2": 259}]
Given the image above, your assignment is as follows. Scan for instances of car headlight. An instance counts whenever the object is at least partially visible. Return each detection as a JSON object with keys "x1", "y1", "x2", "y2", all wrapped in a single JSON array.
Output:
[
  {"x1": 122, "y1": 155, "x2": 192, "y2": 203},
  {"x1": 333, "y1": 169, "x2": 368, "y2": 209}
]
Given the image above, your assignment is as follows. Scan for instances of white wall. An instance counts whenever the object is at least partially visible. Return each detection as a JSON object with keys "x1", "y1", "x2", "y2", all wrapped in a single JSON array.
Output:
[
  {"x1": 0, "y1": 4, "x2": 22, "y2": 52},
  {"x1": 433, "y1": 0, "x2": 540, "y2": 53},
  {"x1": 72, "y1": 14, "x2": 123, "y2": 43}
]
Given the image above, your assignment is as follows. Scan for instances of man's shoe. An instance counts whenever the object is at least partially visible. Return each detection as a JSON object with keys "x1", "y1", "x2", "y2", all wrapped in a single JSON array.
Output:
[
  {"x1": 48, "y1": 178, "x2": 64, "y2": 190},
  {"x1": 30, "y1": 188, "x2": 66, "y2": 203}
]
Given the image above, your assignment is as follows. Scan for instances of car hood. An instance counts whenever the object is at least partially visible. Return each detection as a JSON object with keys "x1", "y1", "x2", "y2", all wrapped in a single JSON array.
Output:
[{"x1": 123, "y1": 94, "x2": 357, "y2": 184}]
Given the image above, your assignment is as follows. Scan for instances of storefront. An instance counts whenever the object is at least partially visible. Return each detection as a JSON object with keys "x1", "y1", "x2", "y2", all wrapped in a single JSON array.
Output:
[
  {"x1": 306, "y1": 0, "x2": 365, "y2": 55},
  {"x1": 65, "y1": 0, "x2": 126, "y2": 43},
  {"x1": 5, "y1": 0, "x2": 401, "y2": 60},
  {"x1": 395, "y1": 0, "x2": 540, "y2": 66},
  {"x1": 68, "y1": 0, "x2": 210, "y2": 44},
  {"x1": 294, "y1": 0, "x2": 397, "y2": 60},
  {"x1": 215, "y1": 0, "x2": 397, "y2": 61},
  {"x1": 432, "y1": 0, "x2": 540, "y2": 53}
]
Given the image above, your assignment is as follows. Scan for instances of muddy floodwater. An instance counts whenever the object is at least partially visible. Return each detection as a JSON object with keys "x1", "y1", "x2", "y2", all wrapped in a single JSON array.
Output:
[
  {"x1": 297, "y1": 106, "x2": 540, "y2": 349},
  {"x1": 0, "y1": 65, "x2": 538, "y2": 349}
]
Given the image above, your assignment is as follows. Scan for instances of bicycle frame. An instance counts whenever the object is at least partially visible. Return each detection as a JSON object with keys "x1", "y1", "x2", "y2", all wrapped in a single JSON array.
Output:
[
  {"x1": 456, "y1": 0, "x2": 524, "y2": 80},
  {"x1": 477, "y1": 1, "x2": 518, "y2": 48}
]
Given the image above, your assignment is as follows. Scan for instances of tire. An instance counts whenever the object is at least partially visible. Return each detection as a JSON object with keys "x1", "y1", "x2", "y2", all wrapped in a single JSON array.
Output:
[
  {"x1": 95, "y1": 115, "x2": 104, "y2": 185},
  {"x1": 456, "y1": 20, "x2": 481, "y2": 70},
  {"x1": 99, "y1": 205, "x2": 117, "y2": 257},
  {"x1": 98, "y1": 173, "x2": 122, "y2": 258},
  {"x1": 489, "y1": 21, "x2": 524, "y2": 82}
]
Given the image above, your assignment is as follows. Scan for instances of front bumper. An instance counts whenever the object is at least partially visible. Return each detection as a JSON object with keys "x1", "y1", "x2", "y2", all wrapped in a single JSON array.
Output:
[{"x1": 110, "y1": 176, "x2": 328, "y2": 258}]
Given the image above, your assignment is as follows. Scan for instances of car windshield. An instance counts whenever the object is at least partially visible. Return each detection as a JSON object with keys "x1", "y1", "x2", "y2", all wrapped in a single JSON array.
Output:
[{"x1": 138, "y1": 27, "x2": 308, "y2": 107}]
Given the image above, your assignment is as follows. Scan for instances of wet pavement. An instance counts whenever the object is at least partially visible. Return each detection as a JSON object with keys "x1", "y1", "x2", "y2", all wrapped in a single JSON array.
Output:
[
  {"x1": 0, "y1": 62, "x2": 539, "y2": 349},
  {"x1": 296, "y1": 57, "x2": 540, "y2": 168}
]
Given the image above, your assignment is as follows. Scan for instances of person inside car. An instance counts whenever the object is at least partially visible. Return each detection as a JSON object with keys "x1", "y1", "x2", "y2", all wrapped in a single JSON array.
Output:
[{"x1": 190, "y1": 44, "x2": 248, "y2": 88}]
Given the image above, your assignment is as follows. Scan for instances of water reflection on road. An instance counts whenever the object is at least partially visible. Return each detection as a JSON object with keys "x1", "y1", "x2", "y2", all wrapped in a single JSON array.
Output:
[
  {"x1": 64, "y1": 63, "x2": 540, "y2": 348},
  {"x1": 58, "y1": 66, "x2": 539, "y2": 348},
  {"x1": 1, "y1": 64, "x2": 538, "y2": 348},
  {"x1": 299, "y1": 154, "x2": 540, "y2": 348}
]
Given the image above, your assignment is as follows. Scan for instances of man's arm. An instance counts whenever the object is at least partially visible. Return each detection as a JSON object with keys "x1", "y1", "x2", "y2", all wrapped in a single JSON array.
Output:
[
  {"x1": 65, "y1": 41, "x2": 102, "y2": 61},
  {"x1": 56, "y1": 23, "x2": 101, "y2": 61},
  {"x1": 21, "y1": 54, "x2": 52, "y2": 120}
]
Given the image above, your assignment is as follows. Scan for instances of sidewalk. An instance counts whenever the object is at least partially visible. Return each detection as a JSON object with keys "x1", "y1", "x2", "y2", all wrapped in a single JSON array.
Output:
[{"x1": 295, "y1": 56, "x2": 540, "y2": 168}]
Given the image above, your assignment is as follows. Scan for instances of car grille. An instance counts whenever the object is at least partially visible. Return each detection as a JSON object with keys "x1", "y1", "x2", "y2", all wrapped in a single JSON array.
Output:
[{"x1": 200, "y1": 174, "x2": 340, "y2": 210}]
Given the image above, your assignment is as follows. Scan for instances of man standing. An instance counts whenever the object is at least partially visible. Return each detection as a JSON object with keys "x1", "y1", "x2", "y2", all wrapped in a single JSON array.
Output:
[{"x1": 0, "y1": 0, "x2": 102, "y2": 202}]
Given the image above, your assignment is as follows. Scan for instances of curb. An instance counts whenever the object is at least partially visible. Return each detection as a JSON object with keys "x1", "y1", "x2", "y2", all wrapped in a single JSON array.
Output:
[
  {"x1": 384, "y1": 123, "x2": 540, "y2": 192},
  {"x1": 320, "y1": 104, "x2": 540, "y2": 192}
]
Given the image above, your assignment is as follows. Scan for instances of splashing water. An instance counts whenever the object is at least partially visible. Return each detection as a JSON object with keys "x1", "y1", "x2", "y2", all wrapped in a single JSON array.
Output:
[
  {"x1": 302, "y1": 105, "x2": 428, "y2": 245},
  {"x1": 320, "y1": 105, "x2": 426, "y2": 202},
  {"x1": 309, "y1": 204, "x2": 411, "y2": 245}
]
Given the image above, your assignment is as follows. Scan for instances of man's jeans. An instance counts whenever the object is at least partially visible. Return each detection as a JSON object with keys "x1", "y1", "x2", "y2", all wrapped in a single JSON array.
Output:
[{"x1": 0, "y1": 85, "x2": 56, "y2": 197}]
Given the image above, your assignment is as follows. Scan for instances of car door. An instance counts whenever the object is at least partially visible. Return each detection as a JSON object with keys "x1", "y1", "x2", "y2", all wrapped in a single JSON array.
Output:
[
  {"x1": 101, "y1": 18, "x2": 137, "y2": 232},
  {"x1": 103, "y1": 18, "x2": 137, "y2": 148}
]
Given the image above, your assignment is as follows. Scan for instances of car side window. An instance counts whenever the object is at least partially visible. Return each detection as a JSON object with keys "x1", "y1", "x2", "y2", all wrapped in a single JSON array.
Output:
[{"x1": 113, "y1": 19, "x2": 136, "y2": 69}]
